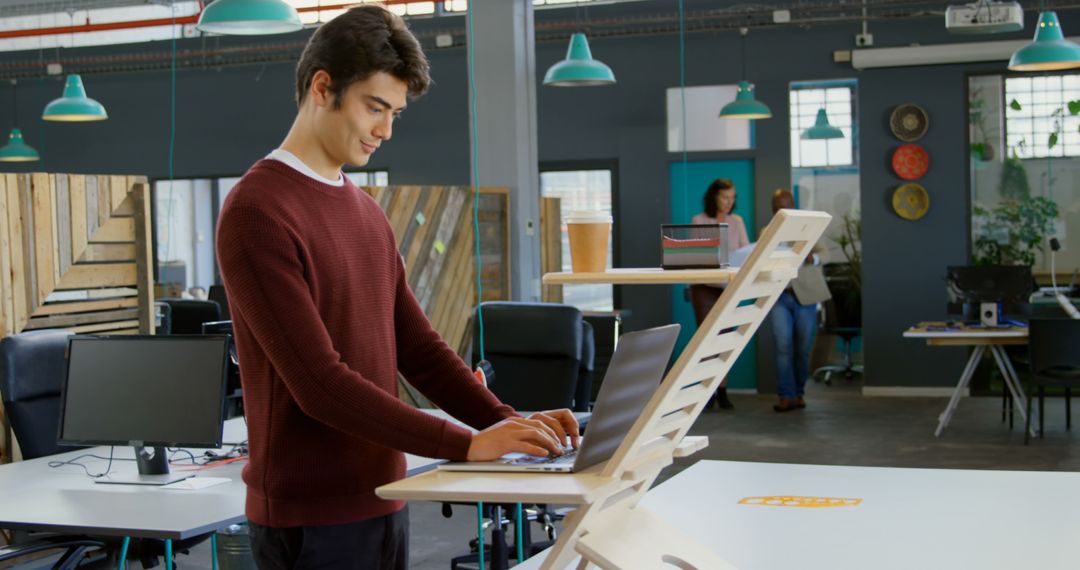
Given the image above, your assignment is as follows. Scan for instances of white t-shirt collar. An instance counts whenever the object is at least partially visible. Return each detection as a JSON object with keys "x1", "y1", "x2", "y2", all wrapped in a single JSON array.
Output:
[{"x1": 266, "y1": 148, "x2": 344, "y2": 187}]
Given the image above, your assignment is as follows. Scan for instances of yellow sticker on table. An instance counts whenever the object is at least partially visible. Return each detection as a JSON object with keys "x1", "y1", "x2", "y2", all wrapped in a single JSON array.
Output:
[
  {"x1": 739, "y1": 496, "x2": 862, "y2": 508},
  {"x1": 434, "y1": 240, "x2": 445, "y2": 254}
]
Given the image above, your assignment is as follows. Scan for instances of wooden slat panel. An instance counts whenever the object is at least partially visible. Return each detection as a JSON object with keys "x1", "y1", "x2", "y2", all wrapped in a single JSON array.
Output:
[
  {"x1": 110, "y1": 175, "x2": 127, "y2": 212},
  {"x1": 89, "y1": 217, "x2": 135, "y2": 243},
  {"x1": 32, "y1": 297, "x2": 138, "y2": 317},
  {"x1": 84, "y1": 175, "x2": 99, "y2": 242},
  {"x1": 79, "y1": 243, "x2": 137, "y2": 262},
  {"x1": 31, "y1": 171, "x2": 55, "y2": 308},
  {"x1": 55, "y1": 174, "x2": 72, "y2": 276},
  {"x1": 25, "y1": 308, "x2": 140, "y2": 330},
  {"x1": 0, "y1": 175, "x2": 10, "y2": 336},
  {"x1": 6, "y1": 174, "x2": 27, "y2": 333},
  {"x1": 540, "y1": 196, "x2": 563, "y2": 303},
  {"x1": 132, "y1": 183, "x2": 155, "y2": 334},
  {"x1": 57, "y1": 263, "x2": 137, "y2": 290},
  {"x1": 69, "y1": 319, "x2": 140, "y2": 334},
  {"x1": 19, "y1": 175, "x2": 37, "y2": 314},
  {"x1": 112, "y1": 195, "x2": 136, "y2": 216},
  {"x1": 97, "y1": 175, "x2": 110, "y2": 228},
  {"x1": 69, "y1": 175, "x2": 88, "y2": 263}
]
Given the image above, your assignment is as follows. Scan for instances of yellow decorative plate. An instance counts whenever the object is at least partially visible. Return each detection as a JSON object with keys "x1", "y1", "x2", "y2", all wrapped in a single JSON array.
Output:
[{"x1": 892, "y1": 183, "x2": 929, "y2": 220}]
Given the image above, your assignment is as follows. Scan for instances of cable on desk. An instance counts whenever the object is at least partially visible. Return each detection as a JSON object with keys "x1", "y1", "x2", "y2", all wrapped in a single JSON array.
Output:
[{"x1": 47, "y1": 446, "x2": 128, "y2": 478}]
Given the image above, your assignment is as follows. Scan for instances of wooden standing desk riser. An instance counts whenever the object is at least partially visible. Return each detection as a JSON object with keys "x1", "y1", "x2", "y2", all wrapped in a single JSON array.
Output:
[{"x1": 378, "y1": 209, "x2": 833, "y2": 570}]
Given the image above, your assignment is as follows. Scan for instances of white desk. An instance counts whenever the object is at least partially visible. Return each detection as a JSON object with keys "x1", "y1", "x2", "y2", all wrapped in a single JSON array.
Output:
[
  {"x1": 903, "y1": 323, "x2": 1032, "y2": 437},
  {"x1": 0, "y1": 410, "x2": 589, "y2": 539},
  {"x1": 517, "y1": 459, "x2": 1080, "y2": 569}
]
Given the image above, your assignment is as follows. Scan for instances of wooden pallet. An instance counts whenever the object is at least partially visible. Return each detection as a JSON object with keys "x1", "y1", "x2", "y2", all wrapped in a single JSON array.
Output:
[
  {"x1": 0, "y1": 173, "x2": 155, "y2": 338},
  {"x1": 377, "y1": 209, "x2": 832, "y2": 569},
  {"x1": 540, "y1": 197, "x2": 563, "y2": 303}
]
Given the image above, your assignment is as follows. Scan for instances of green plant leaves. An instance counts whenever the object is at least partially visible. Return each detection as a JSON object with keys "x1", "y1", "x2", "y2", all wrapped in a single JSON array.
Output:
[
  {"x1": 1049, "y1": 132, "x2": 1059, "y2": 149},
  {"x1": 1010, "y1": 99, "x2": 1022, "y2": 111},
  {"x1": 1069, "y1": 100, "x2": 1080, "y2": 116}
]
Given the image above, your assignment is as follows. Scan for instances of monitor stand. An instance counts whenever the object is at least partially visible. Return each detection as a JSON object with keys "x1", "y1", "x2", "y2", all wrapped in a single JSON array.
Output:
[{"x1": 94, "y1": 446, "x2": 193, "y2": 486}]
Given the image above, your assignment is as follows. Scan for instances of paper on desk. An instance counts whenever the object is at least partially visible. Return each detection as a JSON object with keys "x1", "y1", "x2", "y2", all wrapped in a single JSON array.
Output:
[{"x1": 161, "y1": 477, "x2": 231, "y2": 491}]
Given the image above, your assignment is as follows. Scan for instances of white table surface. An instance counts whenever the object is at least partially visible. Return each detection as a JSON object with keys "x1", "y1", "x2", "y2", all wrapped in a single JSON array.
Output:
[
  {"x1": 517, "y1": 459, "x2": 1080, "y2": 570},
  {"x1": 0, "y1": 410, "x2": 589, "y2": 540}
]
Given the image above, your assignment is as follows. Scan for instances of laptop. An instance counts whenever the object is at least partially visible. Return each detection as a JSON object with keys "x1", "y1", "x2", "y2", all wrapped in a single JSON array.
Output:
[{"x1": 439, "y1": 323, "x2": 680, "y2": 473}]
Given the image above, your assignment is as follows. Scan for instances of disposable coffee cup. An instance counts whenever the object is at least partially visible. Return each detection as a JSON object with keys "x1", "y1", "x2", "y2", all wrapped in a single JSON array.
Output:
[{"x1": 565, "y1": 211, "x2": 612, "y2": 273}]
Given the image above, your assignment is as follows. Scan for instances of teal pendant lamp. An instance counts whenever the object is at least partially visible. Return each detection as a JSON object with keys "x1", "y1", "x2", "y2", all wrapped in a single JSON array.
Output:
[
  {"x1": 719, "y1": 80, "x2": 772, "y2": 119},
  {"x1": 1008, "y1": 11, "x2": 1080, "y2": 71},
  {"x1": 42, "y1": 74, "x2": 107, "y2": 122},
  {"x1": 197, "y1": 0, "x2": 303, "y2": 36},
  {"x1": 719, "y1": 28, "x2": 771, "y2": 119},
  {"x1": 801, "y1": 108, "x2": 845, "y2": 140},
  {"x1": 0, "y1": 129, "x2": 39, "y2": 162},
  {"x1": 543, "y1": 33, "x2": 616, "y2": 86}
]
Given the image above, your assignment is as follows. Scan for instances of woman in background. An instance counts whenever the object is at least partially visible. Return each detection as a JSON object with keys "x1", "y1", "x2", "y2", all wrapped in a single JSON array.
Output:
[{"x1": 688, "y1": 178, "x2": 750, "y2": 409}]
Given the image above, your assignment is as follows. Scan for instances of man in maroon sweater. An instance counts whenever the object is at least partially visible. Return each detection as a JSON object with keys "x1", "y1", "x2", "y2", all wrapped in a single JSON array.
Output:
[{"x1": 215, "y1": 6, "x2": 578, "y2": 569}]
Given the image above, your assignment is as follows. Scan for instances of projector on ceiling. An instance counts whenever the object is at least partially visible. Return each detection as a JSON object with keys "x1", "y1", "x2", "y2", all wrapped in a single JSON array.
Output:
[{"x1": 946, "y1": 1, "x2": 1023, "y2": 33}]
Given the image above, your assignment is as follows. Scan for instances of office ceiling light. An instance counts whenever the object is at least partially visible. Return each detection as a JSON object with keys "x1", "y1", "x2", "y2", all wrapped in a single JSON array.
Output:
[
  {"x1": 1008, "y1": 11, "x2": 1080, "y2": 71},
  {"x1": 719, "y1": 28, "x2": 771, "y2": 119},
  {"x1": 196, "y1": 0, "x2": 303, "y2": 36},
  {"x1": 719, "y1": 80, "x2": 772, "y2": 119},
  {"x1": 802, "y1": 108, "x2": 845, "y2": 139},
  {"x1": 42, "y1": 74, "x2": 107, "y2": 122},
  {"x1": 543, "y1": 33, "x2": 616, "y2": 86},
  {"x1": 0, "y1": 129, "x2": 39, "y2": 162}
]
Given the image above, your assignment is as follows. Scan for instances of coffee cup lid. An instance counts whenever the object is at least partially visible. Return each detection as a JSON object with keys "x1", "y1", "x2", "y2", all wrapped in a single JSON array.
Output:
[{"x1": 565, "y1": 211, "x2": 612, "y2": 224}]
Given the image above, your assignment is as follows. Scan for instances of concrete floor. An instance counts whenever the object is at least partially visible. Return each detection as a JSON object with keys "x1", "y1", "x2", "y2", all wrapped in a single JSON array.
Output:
[{"x1": 13, "y1": 379, "x2": 1080, "y2": 569}]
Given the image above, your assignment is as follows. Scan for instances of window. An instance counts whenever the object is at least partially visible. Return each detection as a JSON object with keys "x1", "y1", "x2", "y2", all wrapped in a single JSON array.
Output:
[
  {"x1": 789, "y1": 81, "x2": 857, "y2": 168},
  {"x1": 1004, "y1": 74, "x2": 1080, "y2": 159},
  {"x1": 443, "y1": 0, "x2": 606, "y2": 12},
  {"x1": 156, "y1": 170, "x2": 389, "y2": 293},
  {"x1": 0, "y1": 2, "x2": 200, "y2": 53},
  {"x1": 540, "y1": 169, "x2": 614, "y2": 312},
  {"x1": 288, "y1": 1, "x2": 434, "y2": 24}
]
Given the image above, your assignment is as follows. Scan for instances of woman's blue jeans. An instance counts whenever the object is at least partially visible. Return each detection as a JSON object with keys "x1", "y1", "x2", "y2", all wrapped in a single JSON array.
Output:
[{"x1": 770, "y1": 291, "x2": 817, "y2": 399}]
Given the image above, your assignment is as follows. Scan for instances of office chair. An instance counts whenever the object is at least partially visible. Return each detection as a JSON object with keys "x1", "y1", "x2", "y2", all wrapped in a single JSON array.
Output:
[
  {"x1": 1025, "y1": 318, "x2": 1080, "y2": 444},
  {"x1": 208, "y1": 285, "x2": 231, "y2": 320},
  {"x1": 202, "y1": 320, "x2": 243, "y2": 419},
  {"x1": 158, "y1": 298, "x2": 221, "y2": 335},
  {"x1": 813, "y1": 264, "x2": 863, "y2": 385},
  {"x1": 450, "y1": 302, "x2": 593, "y2": 569},
  {"x1": 471, "y1": 301, "x2": 592, "y2": 411},
  {"x1": 0, "y1": 330, "x2": 214, "y2": 569}
]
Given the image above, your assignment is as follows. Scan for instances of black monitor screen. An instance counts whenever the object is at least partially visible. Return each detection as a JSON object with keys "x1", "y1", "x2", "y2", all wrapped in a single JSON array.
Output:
[
  {"x1": 59, "y1": 336, "x2": 229, "y2": 448},
  {"x1": 946, "y1": 265, "x2": 1033, "y2": 317}
]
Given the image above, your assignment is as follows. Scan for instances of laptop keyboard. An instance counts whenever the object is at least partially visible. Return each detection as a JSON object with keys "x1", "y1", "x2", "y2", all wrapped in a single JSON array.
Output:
[{"x1": 508, "y1": 447, "x2": 578, "y2": 466}]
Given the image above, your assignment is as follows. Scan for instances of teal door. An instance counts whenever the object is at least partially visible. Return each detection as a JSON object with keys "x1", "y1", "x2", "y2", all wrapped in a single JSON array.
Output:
[{"x1": 670, "y1": 160, "x2": 758, "y2": 391}]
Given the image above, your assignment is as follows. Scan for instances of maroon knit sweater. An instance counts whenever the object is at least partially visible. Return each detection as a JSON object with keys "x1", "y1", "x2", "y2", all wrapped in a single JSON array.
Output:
[{"x1": 216, "y1": 159, "x2": 516, "y2": 528}]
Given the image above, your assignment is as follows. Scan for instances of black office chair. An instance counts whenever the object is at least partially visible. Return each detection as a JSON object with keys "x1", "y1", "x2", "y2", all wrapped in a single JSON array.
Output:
[
  {"x1": 471, "y1": 301, "x2": 592, "y2": 412},
  {"x1": 202, "y1": 320, "x2": 243, "y2": 419},
  {"x1": 451, "y1": 302, "x2": 593, "y2": 569},
  {"x1": 813, "y1": 264, "x2": 863, "y2": 385},
  {"x1": 158, "y1": 298, "x2": 221, "y2": 335},
  {"x1": 0, "y1": 330, "x2": 212, "y2": 568},
  {"x1": 1025, "y1": 317, "x2": 1080, "y2": 444},
  {"x1": 208, "y1": 285, "x2": 231, "y2": 321}
]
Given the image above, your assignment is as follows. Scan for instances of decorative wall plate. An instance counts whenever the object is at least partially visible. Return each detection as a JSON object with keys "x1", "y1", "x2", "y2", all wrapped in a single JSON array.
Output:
[
  {"x1": 890, "y1": 103, "x2": 929, "y2": 142},
  {"x1": 892, "y1": 144, "x2": 929, "y2": 180},
  {"x1": 892, "y1": 183, "x2": 929, "y2": 220}
]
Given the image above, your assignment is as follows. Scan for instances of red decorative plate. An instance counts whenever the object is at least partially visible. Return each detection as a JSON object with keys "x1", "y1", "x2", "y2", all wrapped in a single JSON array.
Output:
[{"x1": 892, "y1": 144, "x2": 929, "y2": 180}]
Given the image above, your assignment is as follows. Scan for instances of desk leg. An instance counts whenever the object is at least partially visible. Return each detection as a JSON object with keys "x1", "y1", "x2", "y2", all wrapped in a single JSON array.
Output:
[
  {"x1": 165, "y1": 539, "x2": 172, "y2": 570},
  {"x1": 211, "y1": 533, "x2": 218, "y2": 570},
  {"x1": 936, "y1": 345, "x2": 985, "y2": 437},
  {"x1": 989, "y1": 345, "x2": 1037, "y2": 437},
  {"x1": 117, "y1": 536, "x2": 130, "y2": 570}
]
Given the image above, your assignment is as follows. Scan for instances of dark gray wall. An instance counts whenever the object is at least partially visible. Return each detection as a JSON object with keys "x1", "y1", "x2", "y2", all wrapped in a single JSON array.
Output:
[{"x1": 2, "y1": 3, "x2": 1071, "y2": 388}]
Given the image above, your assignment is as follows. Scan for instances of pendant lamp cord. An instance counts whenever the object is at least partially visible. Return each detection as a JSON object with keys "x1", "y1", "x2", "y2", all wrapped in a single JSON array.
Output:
[
  {"x1": 466, "y1": 5, "x2": 485, "y2": 364},
  {"x1": 740, "y1": 28, "x2": 748, "y2": 82},
  {"x1": 679, "y1": 0, "x2": 687, "y2": 198},
  {"x1": 11, "y1": 79, "x2": 17, "y2": 125}
]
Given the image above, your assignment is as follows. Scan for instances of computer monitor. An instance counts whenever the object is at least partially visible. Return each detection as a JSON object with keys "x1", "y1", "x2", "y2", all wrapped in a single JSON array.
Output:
[
  {"x1": 58, "y1": 335, "x2": 230, "y2": 485},
  {"x1": 946, "y1": 265, "x2": 1033, "y2": 324}
]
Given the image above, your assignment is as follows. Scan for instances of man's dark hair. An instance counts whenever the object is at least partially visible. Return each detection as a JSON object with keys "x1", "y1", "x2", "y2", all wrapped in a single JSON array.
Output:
[
  {"x1": 703, "y1": 178, "x2": 736, "y2": 218},
  {"x1": 295, "y1": 4, "x2": 431, "y2": 108}
]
